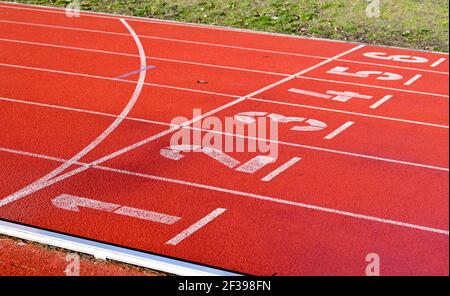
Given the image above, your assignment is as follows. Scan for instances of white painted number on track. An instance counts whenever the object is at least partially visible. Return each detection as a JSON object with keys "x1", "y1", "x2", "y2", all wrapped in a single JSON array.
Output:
[
  {"x1": 52, "y1": 194, "x2": 180, "y2": 224},
  {"x1": 288, "y1": 88, "x2": 373, "y2": 103},
  {"x1": 363, "y1": 52, "x2": 429, "y2": 63},
  {"x1": 160, "y1": 145, "x2": 300, "y2": 181},
  {"x1": 327, "y1": 66, "x2": 403, "y2": 81},
  {"x1": 404, "y1": 74, "x2": 423, "y2": 86},
  {"x1": 234, "y1": 112, "x2": 327, "y2": 132}
]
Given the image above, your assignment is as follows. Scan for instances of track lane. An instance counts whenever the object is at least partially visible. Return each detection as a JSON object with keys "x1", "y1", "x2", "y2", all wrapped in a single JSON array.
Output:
[
  {"x1": 0, "y1": 21, "x2": 324, "y2": 75},
  {"x1": 89, "y1": 130, "x2": 449, "y2": 231},
  {"x1": 0, "y1": 66, "x2": 236, "y2": 123},
  {"x1": 211, "y1": 100, "x2": 449, "y2": 168},
  {"x1": 258, "y1": 78, "x2": 449, "y2": 127},
  {"x1": 0, "y1": 151, "x2": 447, "y2": 275}
]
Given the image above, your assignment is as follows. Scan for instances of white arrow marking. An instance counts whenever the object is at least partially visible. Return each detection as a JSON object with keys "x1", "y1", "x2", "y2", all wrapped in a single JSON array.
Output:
[{"x1": 52, "y1": 194, "x2": 180, "y2": 224}]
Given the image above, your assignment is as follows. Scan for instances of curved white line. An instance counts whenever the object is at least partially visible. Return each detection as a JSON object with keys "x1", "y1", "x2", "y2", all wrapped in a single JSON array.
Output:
[{"x1": 0, "y1": 18, "x2": 147, "y2": 207}]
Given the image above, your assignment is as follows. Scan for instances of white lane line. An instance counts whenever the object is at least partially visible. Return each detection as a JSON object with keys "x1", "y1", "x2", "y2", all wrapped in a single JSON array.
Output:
[
  {"x1": 0, "y1": 44, "x2": 365, "y2": 208},
  {"x1": 261, "y1": 157, "x2": 302, "y2": 182},
  {"x1": 0, "y1": 63, "x2": 239, "y2": 98},
  {"x1": 2, "y1": 146, "x2": 448, "y2": 236},
  {"x1": 430, "y1": 58, "x2": 446, "y2": 68},
  {"x1": 324, "y1": 121, "x2": 355, "y2": 140},
  {"x1": 1, "y1": 96, "x2": 448, "y2": 171},
  {"x1": 0, "y1": 19, "x2": 147, "y2": 208},
  {"x1": 297, "y1": 76, "x2": 449, "y2": 98},
  {"x1": 0, "y1": 38, "x2": 288, "y2": 77},
  {"x1": 166, "y1": 208, "x2": 227, "y2": 246},
  {"x1": 337, "y1": 58, "x2": 448, "y2": 75},
  {"x1": 404, "y1": 74, "x2": 423, "y2": 86},
  {"x1": 248, "y1": 97, "x2": 448, "y2": 128},
  {"x1": 2, "y1": 83, "x2": 448, "y2": 129},
  {"x1": 369, "y1": 95, "x2": 393, "y2": 109}
]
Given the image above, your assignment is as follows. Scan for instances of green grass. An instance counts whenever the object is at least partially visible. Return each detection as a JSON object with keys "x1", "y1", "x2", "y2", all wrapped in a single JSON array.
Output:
[{"x1": 11, "y1": 0, "x2": 449, "y2": 52}]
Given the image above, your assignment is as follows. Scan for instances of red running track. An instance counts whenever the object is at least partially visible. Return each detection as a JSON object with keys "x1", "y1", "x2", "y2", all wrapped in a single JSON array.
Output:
[{"x1": 0, "y1": 2, "x2": 448, "y2": 275}]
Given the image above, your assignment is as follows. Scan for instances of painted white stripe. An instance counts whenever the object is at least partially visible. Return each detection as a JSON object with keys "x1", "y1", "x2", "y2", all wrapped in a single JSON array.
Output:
[
  {"x1": 369, "y1": 95, "x2": 394, "y2": 109},
  {"x1": 324, "y1": 121, "x2": 355, "y2": 140},
  {"x1": 430, "y1": 58, "x2": 446, "y2": 68},
  {"x1": 1, "y1": 146, "x2": 448, "y2": 235},
  {"x1": 0, "y1": 19, "x2": 147, "y2": 207},
  {"x1": 166, "y1": 208, "x2": 227, "y2": 245},
  {"x1": 261, "y1": 157, "x2": 302, "y2": 182},
  {"x1": 404, "y1": 74, "x2": 423, "y2": 86},
  {"x1": 248, "y1": 97, "x2": 448, "y2": 128},
  {"x1": 235, "y1": 156, "x2": 275, "y2": 173},
  {"x1": 288, "y1": 88, "x2": 331, "y2": 99},
  {"x1": 297, "y1": 76, "x2": 449, "y2": 98},
  {"x1": 0, "y1": 44, "x2": 366, "y2": 207},
  {"x1": 0, "y1": 62, "x2": 239, "y2": 98},
  {"x1": 0, "y1": 37, "x2": 287, "y2": 77}
]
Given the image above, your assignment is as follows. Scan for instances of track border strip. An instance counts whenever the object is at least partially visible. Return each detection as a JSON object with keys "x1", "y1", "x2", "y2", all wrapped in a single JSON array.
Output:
[
  {"x1": 1, "y1": 1, "x2": 448, "y2": 55},
  {"x1": 0, "y1": 219, "x2": 240, "y2": 276}
]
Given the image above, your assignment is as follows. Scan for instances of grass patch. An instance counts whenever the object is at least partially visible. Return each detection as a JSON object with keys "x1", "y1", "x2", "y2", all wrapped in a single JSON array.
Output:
[{"x1": 10, "y1": 0, "x2": 449, "y2": 52}]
